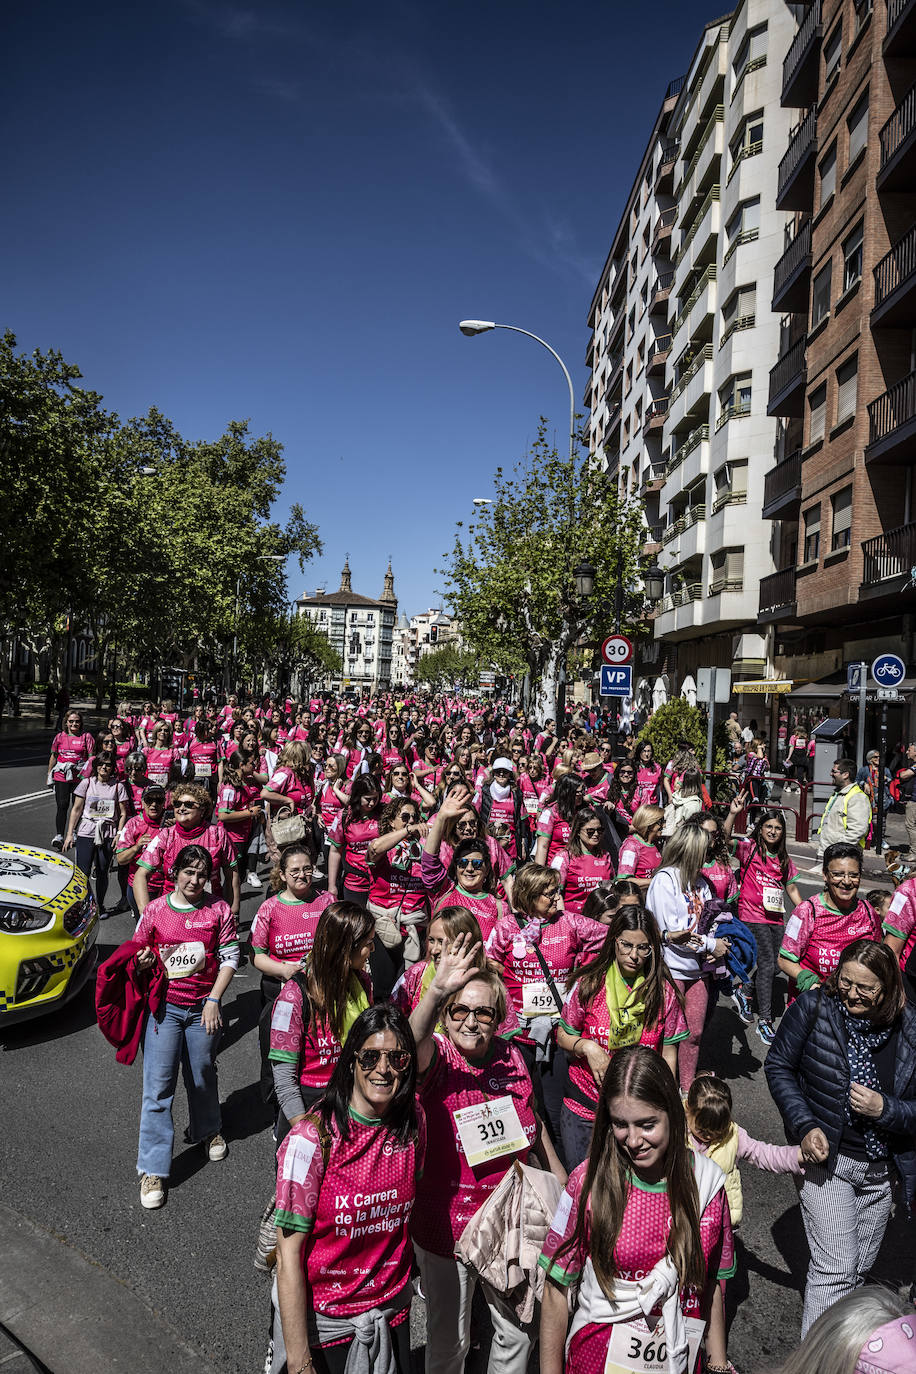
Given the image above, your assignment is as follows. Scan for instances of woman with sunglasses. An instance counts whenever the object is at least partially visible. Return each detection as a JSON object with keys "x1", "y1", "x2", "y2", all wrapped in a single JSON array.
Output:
[
  {"x1": 383, "y1": 760, "x2": 437, "y2": 814},
  {"x1": 550, "y1": 806, "x2": 615, "y2": 919},
  {"x1": 133, "y1": 845, "x2": 240, "y2": 1209},
  {"x1": 47, "y1": 708, "x2": 98, "y2": 851},
  {"x1": 365, "y1": 797, "x2": 430, "y2": 996},
  {"x1": 409, "y1": 935, "x2": 565, "y2": 1374},
  {"x1": 271, "y1": 1003, "x2": 424, "y2": 1374},
  {"x1": 108, "y1": 716, "x2": 136, "y2": 779},
  {"x1": 615, "y1": 804, "x2": 665, "y2": 894},
  {"x1": 116, "y1": 784, "x2": 167, "y2": 918},
  {"x1": 766, "y1": 939, "x2": 916, "y2": 1336},
  {"x1": 345, "y1": 719, "x2": 376, "y2": 779},
  {"x1": 436, "y1": 789, "x2": 516, "y2": 901},
  {"x1": 133, "y1": 782, "x2": 239, "y2": 919},
  {"x1": 534, "y1": 773, "x2": 587, "y2": 868},
  {"x1": 422, "y1": 792, "x2": 509, "y2": 936},
  {"x1": 64, "y1": 753, "x2": 130, "y2": 915},
  {"x1": 778, "y1": 843, "x2": 881, "y2": 999},
  {"x1": 632, "y1": 739, "x2": 663, "y2": 809},
  {"x1": 269, "y1": 900, "x2": 375, "y2": 1142},
  {"x1": 556, "y1": 908, "x2": 687, "y2": 1167}
]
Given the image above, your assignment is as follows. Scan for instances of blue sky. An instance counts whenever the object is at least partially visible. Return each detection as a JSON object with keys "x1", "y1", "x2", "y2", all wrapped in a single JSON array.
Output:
[{"x1": 7, "y1": 0, "x2": 717, "y2": 618}]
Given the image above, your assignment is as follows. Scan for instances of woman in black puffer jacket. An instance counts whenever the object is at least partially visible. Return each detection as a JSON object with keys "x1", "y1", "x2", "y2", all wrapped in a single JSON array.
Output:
[{"x1": 765, "y1": 938, "x2": 916, "y2": 1338}]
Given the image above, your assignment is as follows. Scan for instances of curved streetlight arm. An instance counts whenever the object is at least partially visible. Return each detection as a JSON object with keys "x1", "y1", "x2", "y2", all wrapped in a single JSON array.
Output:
[{"x1": 484, "y1": 324, "x2": 576, "y2": 466}]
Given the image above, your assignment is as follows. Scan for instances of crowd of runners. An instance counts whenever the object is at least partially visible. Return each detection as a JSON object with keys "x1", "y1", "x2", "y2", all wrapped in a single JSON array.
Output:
[{"x1": 48, "y1": 690, "x2": 916, "y2": 1374}]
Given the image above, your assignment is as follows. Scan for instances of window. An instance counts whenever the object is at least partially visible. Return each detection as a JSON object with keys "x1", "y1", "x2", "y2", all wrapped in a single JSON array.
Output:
[
  {"x1": 836, "y1": 355, "x2": 858, "y2": 424},
  {"x1": 803, "y1": 506, "x2": 821, "y2": 563},
  {"x1": 733, "y1": 25, "x2": 767, "y2": 80},
  {"x1": 843, "y1": 221, "x2": 863, "y2": 291},
  {"x1": 848, "y1": 92, "x2": 869, "y2": 165},
  {"x1": 819, "y1": 143, "x2": 837, "y2": 208},
  {"x1": 726, "y1": 197, "x2": 760, "y2": 242},
  {"x1": 720, "y1": 372, "x2": 752, "y2": 417},
  {"x1": 854, "y1": 0, "x2": 873, "y2": 34},
  {"x1": 812, "y1": 262, "x2": 832, "y2": 326},
  {"x1": 722, "y1": 285, "x2": 756, "y2": 330},
  {"x1": 731, "y1": 113, "x2": 764, "y2": 164},
  {"x1": 823, "y1": 24, "x2": 842, "y2": 87},
  {"x1": 809, "y1": 383, "x2": 827, "y2": 444},
  {"x1": 831, "y1": 487, "x2": 852, "y2": 551}
]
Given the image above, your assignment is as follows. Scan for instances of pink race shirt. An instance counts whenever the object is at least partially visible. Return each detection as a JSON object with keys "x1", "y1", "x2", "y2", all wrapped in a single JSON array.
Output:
[
  {"x1": 275, "y1": 1109, "x2": 425, "y2": 1324},
  {"x1": 884, "y1": 877, "x2": 916, "y2": 969},
  {"x1": 250, "y1": 891, "x2": 335, "y2": 961},
  {"x1": 432, "y1": 886, "x2": 504, "y2": 942},
  {"x1": 413, "y1": 1033, "x2": 537, "y2": 1256},
  {"x1": 559, "y1": 979, "x2": 687, "y2": 1119},
  {"x1": 735, "y1": 840, "x2": 797, "y2": 925},
  {"x1": 187, "y1": 740, "x2": 219, "y2": 784},
  {"x1": 486, "y1": 912, "x2": 606, "y2": 1045},
  {"x1": 552, "y1": 851, "x2": 614, "y2": 916},
  {"x1": 616, "y1": 835, "x2": 662, "y2": 882},
  {"x1": 328, "y1": 815, "x2": 380, "y2": 894},
  {"x1": 779, "y1": 894, "x2": 880, "y2": 987},
  {"x1": 116, "y1": 815, "x2": 165, "y2": 892},
  {"x1": 539, "y1": 1161, "x2": 734, "y2": 1372},
  {"x1": 536, "y1": 807, "x2": 573, "y2": 866},
  {"x1": 369, "y1": 850, "x2": 429, "y2": 918},
  {"x1": 217, "y1": 780, "x2": 262, "y2": 847},
  {"x1": 145, "y1": 747, "x2": 178, "y2": 787},
  {"x1": 634, "y1": 764, "x2": 662, "y2": 808},
  {"x1": 702, "y1": 860, "x2": 738, "y2": 903},
  {"x1": 269, "y1": 972, "x2": 372, "y2": 1090},
  {"x1": 134, "y1": 894, "x2": 238, "y2": 1007},
  {"x1": 271, "y1": 766, "x2": 314, "y2": 812},
  {"x1": 137, "y1": 822, "x2": 236, "y2": 901},
  {"x1": 317, "y1": 779, "x2": 345, "y2": 830},
  {"x1": 51, "y1": 732, "x2": 95, "y2": 782}
]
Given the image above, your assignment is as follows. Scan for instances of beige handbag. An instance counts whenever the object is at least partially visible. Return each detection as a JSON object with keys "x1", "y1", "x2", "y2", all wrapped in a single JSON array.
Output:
[{"x1": 271, "y1": 806, "x2": 307, "y2": 849}]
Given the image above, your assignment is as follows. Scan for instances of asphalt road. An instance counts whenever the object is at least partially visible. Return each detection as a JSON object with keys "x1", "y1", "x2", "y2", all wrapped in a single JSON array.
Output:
[{"x1": 0, "y1": 742, "x2": 912, "y2": 1374}]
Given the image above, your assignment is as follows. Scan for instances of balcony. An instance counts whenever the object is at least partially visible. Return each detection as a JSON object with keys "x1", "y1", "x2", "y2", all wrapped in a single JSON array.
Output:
[
  {"x1": 758, "y1": 567, "x2": 797, "y2": 622},
  {"x1": 656, "y1": 139, "x2": 679, "y2": 192},
  {"x1": 672, "y1": 264, "x2": 717, "y2": 339},
  {"x1": 877, "y1": 81, "x2": 916, "y2": 192},
  {"x1": 676, "y1": 106, "x2": 724, "y2": 202},
  {"x1": 675, "y1": 185, "x2": 720, "y2": 279},
  {"x1": 670, "y1": 344, "x2": 713, "y2": 430},
  {"x1": 642, "y1": 523, "x2": 664, "y2": 555},
  {"x1": 866, "y1": 369, "x2": 916, "y2": 465},
  {"x1": 768, "y1": 337, "x2": 807, "y2": 416},
  {"x1": 645, "y1": 397, "x2": 669, "y2": 433},
  {"x1": 776, "y1": 109, "x2": 817, "y2": 211},
  {"x1": 647, "y1": 334, "x2": 672, "y2": 374},
  {"x1": 650, "y1": 272, "x2": 674, "y2": 314},
  {"x1": 711, "y1": 485, "x2": 747, "y2": 515},
  {"x1": 862, "y1": 522, "x2": 916, "y2": 588},
  {"x1": 885, "y1": 0, "x2": 916, "y2": 58},
  {"x1": 772, "y1": 219, "x2": 812, "y2": 313},
  {"x1": 762, "y1": 448, "x2": 803, "y2": 519},
  {"x1": 872, "y1": 224, "x2": 916, "y2": 326},
  {"x1": 652, "y1": 207, "x2": 676, "y2": 254},
  {"x1": 640, "y1": 460, "x2": 667, "y2": 494},
  {"x1": 709, "y1": 576, "x2": 743, "y2": 597},
  {"x1": 781, "y1": 1, "x2": 821, "y2": 108},
  {"x1": 715, "y1": 400, "x2": 751, "y2": 432}
]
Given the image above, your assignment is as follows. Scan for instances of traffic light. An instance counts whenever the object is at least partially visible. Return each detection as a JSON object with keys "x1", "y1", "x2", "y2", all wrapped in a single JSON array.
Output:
[{"x1": 429, "y1": 624, "x2": 439, "y2": 644}]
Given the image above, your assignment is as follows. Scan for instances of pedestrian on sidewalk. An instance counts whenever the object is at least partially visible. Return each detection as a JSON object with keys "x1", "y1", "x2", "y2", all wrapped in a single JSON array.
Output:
[
  {"x1": 815, "y1": 759, "x2": 871, "y2": 865},
  {"x1": 893, "y1": 742, "x2": 916, "y2": 856}
]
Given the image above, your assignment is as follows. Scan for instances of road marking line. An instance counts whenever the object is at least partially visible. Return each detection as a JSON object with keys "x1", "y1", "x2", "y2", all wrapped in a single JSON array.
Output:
[{"x1": 0, "y1": 790, "x2": 51, "y2": 809}]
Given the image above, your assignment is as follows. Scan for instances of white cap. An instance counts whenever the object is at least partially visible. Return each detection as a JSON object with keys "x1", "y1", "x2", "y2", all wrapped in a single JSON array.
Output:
[{"x1": 492, "y1": 757, "x2": 515, "y2": 773}]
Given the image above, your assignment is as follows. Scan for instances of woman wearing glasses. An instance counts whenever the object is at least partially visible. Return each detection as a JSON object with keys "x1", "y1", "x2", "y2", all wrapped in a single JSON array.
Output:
[
  {"x1": 555, "y1": 908, "x2": 686, "y2": 1167},
  {"x1": 364, "y1": 797, "x2": 430, "y2": 996},
  {"x1": 133, "y1": 783, "x2": 239, "y2": 919},
  {"x1": 422, "y1": 792, "x2": 509, "y2": 940},
  {"x1": 409, "y1": 936, "x2": 565, "y2": 1374},
  {"x1": 766, "y1": 939, "x2": 916, "y2": 1335},
  {"x1": 550, "y1": 807, "x2": 614, "y2": 918},
  {"x1": 777, "y1": 844, "x2": 881, "y2": 999},
  {"x1": 271, "y1": 1003, "x2": 424, "y2": 1374},
  {"x1": 434, "y1": 789, "x2": 516, "y2": 903}
]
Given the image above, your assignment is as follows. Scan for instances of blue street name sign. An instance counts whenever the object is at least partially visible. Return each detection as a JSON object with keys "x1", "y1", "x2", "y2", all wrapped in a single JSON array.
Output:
[
  {"x1": 871, "y1": 653, "x2": 906, "y2": 689},
  {"x1": 600, "y1": 664, "x2": 633, "y2": 697}
]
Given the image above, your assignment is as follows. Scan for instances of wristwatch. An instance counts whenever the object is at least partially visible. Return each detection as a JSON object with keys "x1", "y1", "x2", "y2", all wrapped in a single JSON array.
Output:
[{"x1": 661, "y1": 931, "x2": 669, "y2": 946}]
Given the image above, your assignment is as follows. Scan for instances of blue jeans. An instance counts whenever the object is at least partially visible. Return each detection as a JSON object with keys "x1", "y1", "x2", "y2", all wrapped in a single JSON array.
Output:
[{"x1": 137, "y1": 1000, "x2": 222, "y2": 1179}]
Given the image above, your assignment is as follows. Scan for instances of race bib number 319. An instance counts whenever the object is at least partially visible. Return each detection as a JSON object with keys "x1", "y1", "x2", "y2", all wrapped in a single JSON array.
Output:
[{"x1": 454, "y1": 1095, "x2": 528, "y2": 1167}]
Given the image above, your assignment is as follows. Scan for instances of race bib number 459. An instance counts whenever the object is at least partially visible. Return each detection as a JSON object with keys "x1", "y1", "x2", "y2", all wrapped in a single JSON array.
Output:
[
  {"x1": 521, "y1": 980, "x2": 560, "y2": 1018},
  {"x1": 454, "y1": 1095, "x2": 528, "y2": 1167}
]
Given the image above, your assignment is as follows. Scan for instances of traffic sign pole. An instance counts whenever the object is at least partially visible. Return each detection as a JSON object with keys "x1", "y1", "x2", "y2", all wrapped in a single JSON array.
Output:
[
  {"x1": 856, "y1": 660, "x2": 868, "y2": 772},
  {"x1": 876, "y1": 702, "x2": 889, "y2": 852}
]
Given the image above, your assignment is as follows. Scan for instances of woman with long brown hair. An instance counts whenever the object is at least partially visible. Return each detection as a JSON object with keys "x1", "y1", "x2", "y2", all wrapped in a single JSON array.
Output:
[
  {"x1": 540, "y1": 1045, "x2": 734, "y2": 1374},
  {"x1": 268, "y1": 900, "x2": 375, "y2": 1143}
]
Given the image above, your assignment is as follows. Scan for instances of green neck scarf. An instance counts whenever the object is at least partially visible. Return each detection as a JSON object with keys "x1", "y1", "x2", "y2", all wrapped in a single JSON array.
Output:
[{"x1": 604, "y1": 962, "x2": 647, "y2": 1048}]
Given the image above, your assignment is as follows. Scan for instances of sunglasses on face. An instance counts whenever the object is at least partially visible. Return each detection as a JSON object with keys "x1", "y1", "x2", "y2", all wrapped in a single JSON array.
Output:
[
  {"x1": 446, "y1": 1004, "x2": 497, "y2": 1025},
  {"x1": 457, "y1": 857, "x2": 485, "y2": 870},
  {"x1": 581, "y1": 828, "x2": 603, "y2": 838},
  {"x1": 174, "y1": 800, "x2": 201, "y2": 810},
  {"x1": 355, "y1": 1048, "x2": 411, "y2": 1073}
]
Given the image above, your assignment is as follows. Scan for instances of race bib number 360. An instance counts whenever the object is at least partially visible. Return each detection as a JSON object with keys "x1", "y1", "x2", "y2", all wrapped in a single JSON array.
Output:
[
  {"x1": 161, "y1": 941, "x2": 207, "y2": 981},
  {"x1": 604, "y1": 1316, "x2": 704, "y2": 1374},
  {"x1": 454, "y1": 1095, "x2": 528, "y2": 1167}
]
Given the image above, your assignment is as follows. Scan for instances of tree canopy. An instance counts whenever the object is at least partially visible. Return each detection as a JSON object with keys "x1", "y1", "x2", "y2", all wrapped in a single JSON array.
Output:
[{"x1": 412, "y1": 643, "x2": 483, "y2": 694}]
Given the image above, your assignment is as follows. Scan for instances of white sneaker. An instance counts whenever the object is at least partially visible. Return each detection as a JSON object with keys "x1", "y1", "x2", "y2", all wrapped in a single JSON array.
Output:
[
  {"x1": 246, "y1": 873, "x2": 263, "y2": 889},
  {"x1": 207, "y1": 1133, "x2": 228, "y2": 1161},
  {"x1": 52, "y1": 834, "x2": 63, "y2": 852},
  {"x1": 140, "y1": 1174, "x2": 165, "y2": 1209}
]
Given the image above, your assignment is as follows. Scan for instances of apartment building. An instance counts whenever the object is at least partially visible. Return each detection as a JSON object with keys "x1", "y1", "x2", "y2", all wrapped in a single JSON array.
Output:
[
  {"x1": 758, "y1": 0, "x2": 916, "y2": 732},
  {"x1": 586, "y1": 1, "x2": 797, "y2": 705},
  {"x1": 296, "y1": 558, "x2": 397, "y2": 692}
]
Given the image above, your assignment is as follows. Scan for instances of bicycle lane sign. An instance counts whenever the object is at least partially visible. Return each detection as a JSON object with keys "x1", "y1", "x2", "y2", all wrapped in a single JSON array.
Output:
[{"x1": 871, "y1": 653, "x2": 906, "y2": 689}]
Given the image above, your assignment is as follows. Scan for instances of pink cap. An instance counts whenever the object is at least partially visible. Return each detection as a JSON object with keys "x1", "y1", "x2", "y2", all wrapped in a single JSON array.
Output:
[{"x1": 855, "y1": 1315, "x2": 916, "y2": 1374}]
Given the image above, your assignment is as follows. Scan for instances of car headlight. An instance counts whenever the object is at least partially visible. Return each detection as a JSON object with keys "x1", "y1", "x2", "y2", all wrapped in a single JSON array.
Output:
[
  {"x1": 0, "y1": 905, "x2": 52, "y2": 933},
  {"x1": 63, "y1": 894, "x2": 96, "y2": 935}
]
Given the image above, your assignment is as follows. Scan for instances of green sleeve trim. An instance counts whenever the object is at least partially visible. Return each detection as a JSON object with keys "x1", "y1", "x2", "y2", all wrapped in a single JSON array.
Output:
[
  {"x1": 717, "y1": 1257, "x2": 737, "y2": 1281},
  {"x1": 499, "y1": 1026, "x2": 524, "y2": 1040},
  {"x1": 137, "y1": 860, "x2": 156, "y2": 871},
  {"x1": 778, "y1": 948, "x2": 800, "y2": 963},
  {"x1": 558, "y1": 1018, "x2": 579, "y2": 1036},
  {"x1": 268, "y1": 1049, "x2": 299, "y2": 1064},
  {"x1": 883, "y1": 922, "x2": 907, "y2": 939},
  {"x1": 536, "y1": 1254, "x2": 580, "y2": 1286},
  {"x1": 328, "y1": 838, "x2": 341, "y2": 850},
  {"x1": 795, "y1": 967, "x2": 821, "y2": 992},
  {"x1": 663, "y1": 1031, "x2": 689, "y2": 1045},
  {"x1": 251, "y1": 944, "x2": 268, "y2": 954},
  {"x1": 274, "y1": 1209, "x2": 313, "y2": 1234},
  {"x1": 218, "y1": 939, "x2": 239, "y2": 950}
]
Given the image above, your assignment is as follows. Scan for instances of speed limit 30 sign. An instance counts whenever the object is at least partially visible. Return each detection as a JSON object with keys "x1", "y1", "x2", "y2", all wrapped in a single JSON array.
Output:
[{"x1": 601, "y1": 634, "x2": 633, "y2": 666}]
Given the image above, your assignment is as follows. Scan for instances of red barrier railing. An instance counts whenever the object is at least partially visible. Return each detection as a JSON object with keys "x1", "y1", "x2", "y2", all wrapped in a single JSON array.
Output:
[{"x1": 699, "y1": 769, "x2": 815, "y2": 843}]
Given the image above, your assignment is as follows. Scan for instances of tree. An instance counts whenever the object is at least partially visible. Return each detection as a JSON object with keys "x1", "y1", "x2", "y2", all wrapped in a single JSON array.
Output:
[
  {"x1": 413, "y1": 644, "x2": 483, "y2": 694},
  {"x1": 437, "y1": 421, "x2": 646, "y2": 720},
  {"x1": 638, "y1": 698, "x2": 706, "y2": 763}
]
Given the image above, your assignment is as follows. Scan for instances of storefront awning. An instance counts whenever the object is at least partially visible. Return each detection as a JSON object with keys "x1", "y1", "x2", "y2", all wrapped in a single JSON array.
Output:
[{"x1": 734, "y1": 679, "x2": 797, "y2": 694}]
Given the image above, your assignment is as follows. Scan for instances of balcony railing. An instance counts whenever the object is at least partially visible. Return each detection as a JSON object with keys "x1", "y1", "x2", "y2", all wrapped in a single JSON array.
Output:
[
  {"x1": 671, "y1": 343, "x2": 713, "y2": 401},
  {"x1": 777, "y1": 109, "x2": 817, "y2": 209},
  {"x1": 768, "y1": 337, "x2": 807, "y2": 415},
  {"x1": 722, "y1": 227, "x2": 758, "y2": 267},
  {"x1": 715, "y1": 401, "x2": 751, "y2": 431},
  {"x1": 758, "y1": 567, "x2": 797, "y2": 618},
  {"x1": 782, "y1": 1, "x2": 822, "y2": 107},
  {"x1": 647, "y1": 334, "x2": 672, "y2": 371},
  {"x1": 666, "y1": 76, "x2": 686, "y2": 99},
  {"x1": 762, "y1": 448, "x2": 803, "y2": 518},
  {"x1": 867, "y1": 368, "x2": 916, "y2": 460},
  {"x1": 709, "y1": 576, "x2": 743, "y2": 596},
  {"x1": 675, "y1": 107, "x2": 724, "y2": 199},
  {"x1": 712, "y1": 487, "x2": 747, "y2": 514},
  {"x1": 772, "y1": 218, "x2": 812, "y2": 311},
  {"x1": 674, "y1": 185, "x2": 720, "y2": 266},
  {"x1": 885, "y1": 0, "x2": 916, "y2": 57},
  {"x1": 646, "y1": 397, "x2": 670, "y2": 426},
  {"x1": 862, "y1": 521, "x2": 916, "y2": 586},
  {"x1": 878, "y1": 81, "x2": 916, "y2": 188},
  {"x1": 643, "y1": 522, "x2": 665, "y2": 546},
  {"x1": 672, "y1": 265, "x2": 717, "y2": 336},
  {"x1": 640, "y1": 460, "x2": 667, "y2": 491},
  {"x1": 873, "y1": 223, "x2": 916, "y2": 323},
  {"x1": 667, "y1": 422, "x2": 710, "y2": 473}
]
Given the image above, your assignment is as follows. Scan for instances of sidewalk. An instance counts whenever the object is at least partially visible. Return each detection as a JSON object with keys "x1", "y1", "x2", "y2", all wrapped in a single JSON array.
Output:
[
  {"x1": 0, "y1": 697, "x2": 112, "y2": 741},
  {"x1": 0, "y1": 1204, "x2": 219, "y2": 1374}
]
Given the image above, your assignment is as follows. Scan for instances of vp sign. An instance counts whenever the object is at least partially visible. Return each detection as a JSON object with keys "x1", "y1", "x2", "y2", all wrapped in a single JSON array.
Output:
[
  {"x1": 600, "y1": 665, "x2": 632, "y2": 698},
  {"x1": 871, "y1": 653, "x2": 905, "y2": 689}
]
